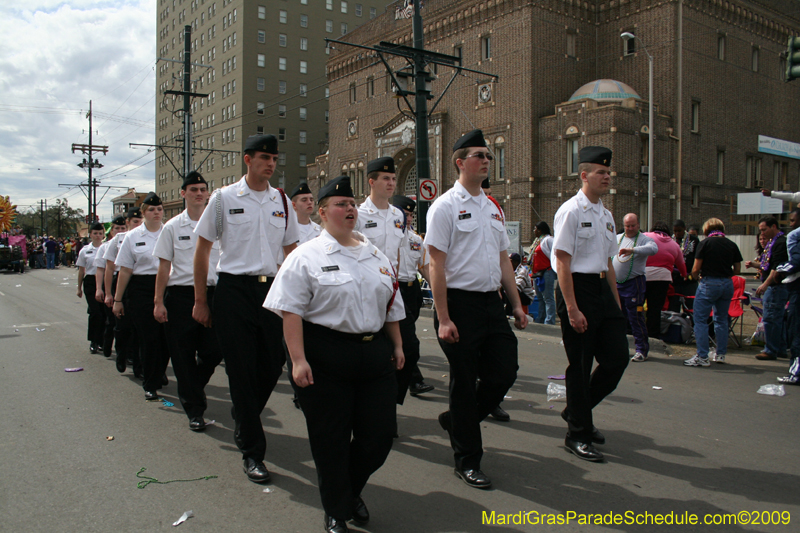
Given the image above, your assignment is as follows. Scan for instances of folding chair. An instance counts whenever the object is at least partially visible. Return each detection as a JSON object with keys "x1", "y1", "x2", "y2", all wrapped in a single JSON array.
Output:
[{"x1": 726, "y1": 276, "x2": 748, "y2": 348}]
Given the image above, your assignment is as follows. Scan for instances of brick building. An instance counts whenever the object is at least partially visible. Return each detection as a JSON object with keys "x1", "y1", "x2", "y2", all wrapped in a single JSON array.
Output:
[{"x1": 308, "y1": 0, "x2": 800, "y2": 245}]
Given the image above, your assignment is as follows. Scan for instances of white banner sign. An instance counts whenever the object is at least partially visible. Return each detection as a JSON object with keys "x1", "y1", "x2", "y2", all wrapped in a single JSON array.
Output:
[
  {"x1": 506, "y1": 221, "x2": 521, "y2": 254},
  {"x1": 758, "y1": 135, "x2": 800, "y2": 160}
]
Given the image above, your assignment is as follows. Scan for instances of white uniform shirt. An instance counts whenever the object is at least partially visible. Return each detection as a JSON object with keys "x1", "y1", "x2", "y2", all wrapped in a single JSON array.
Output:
[
  {"x1": 94, "y1": 241, "x2": 110, "y2": 270},
  {"x1": 264, "y1": 230, "x2": 405, "y2": 334},
  {"x1": 276, "y1": 220, "x2": 321, "y2": 265},
  {"x1": 76, "y1": 243, "x2": 101, "y2": 276},
  {"x1": 194, "y1": 176, "x2": 300, "y2": 276},
  {"x1": 153, "y1": 210, "x2": 220, "y2": 287},
  {"x1": 397, "y1": 228, "x2": 428, "y2": 282},
  {"x1": 103, "y1": 232, "x2": 127, "y2": 272},
  {"x1": 354, "y1": 196, "x2": 407, "y2": 270},
  {"x1": 115, "y1": 225, "x2": 164, "y2": 275},
  {"x1": 552, "y1": 189, "x2": 617, "y2": 274},
  {"x1": 424, "y1": 181, "x2": 510, "y2": 291}
]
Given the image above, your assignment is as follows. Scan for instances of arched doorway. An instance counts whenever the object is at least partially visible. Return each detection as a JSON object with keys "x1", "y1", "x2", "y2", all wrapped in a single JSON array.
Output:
[{"x1": 394, "y1": 148, "x2": 418, "y2": 228}]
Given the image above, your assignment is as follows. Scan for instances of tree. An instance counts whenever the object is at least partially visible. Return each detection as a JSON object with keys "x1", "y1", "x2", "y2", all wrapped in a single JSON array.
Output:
[{"x1": 49, "y1": 199, "x2": 84, "y2": 238}]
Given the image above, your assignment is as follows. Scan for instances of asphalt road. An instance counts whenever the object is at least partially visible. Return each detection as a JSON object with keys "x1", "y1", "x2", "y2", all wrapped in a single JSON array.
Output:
[{"x1": 1, "y1": 268, "x2": 798, "y2": 532}]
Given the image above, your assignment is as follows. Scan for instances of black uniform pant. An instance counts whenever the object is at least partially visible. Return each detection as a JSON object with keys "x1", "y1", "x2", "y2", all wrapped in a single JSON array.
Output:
[
  {"x1": 82, "y1": 275, "x2": 105, "y2": 346},
  {"x1": 127, "y1": 275, "x2": 169, "y2": 393},
  {"x1": 556, "y1": 274, "x2": 629, "y2": 442},
  {"x1": 164, "y1": 285, "x2": 223, "y2": 420},
  {"x1": 102, "y1": 302, "x2": 116, "y2": 357},
  {"x1": 433, "y1": 289, "x2": 518, "y2": 470},
  {"x1": 214, "y1": 273, "x2": 284, "y2": 462},
  {"x1": 294, "y1": 322, "x2": 396, "y2": 522},
  {"x1": 645, "y1": 280, "x2": 670, "y2": 339},
  {"x1": 112, "y1": 274, "x2": 141, "y2": 372},
  {"x1": 396, "y1": 278, "x2": 423, "y2": 405}
]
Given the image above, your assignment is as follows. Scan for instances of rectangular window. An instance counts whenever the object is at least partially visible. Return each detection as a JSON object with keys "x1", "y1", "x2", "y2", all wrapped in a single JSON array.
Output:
[
  {"x1": 325, "y1": 87, "x2": 330, "y2": 98},
  {"x1": 567, "y1": 139, "x2": 579, "y2": 175},
  {"x1": 717, "y1": 34, "x2": 726, "y2": 60},
  {"x1": 349, "y1": 82, "x2": 356, "y2": 103},
  {"x1": 279, "y1": 34, "x2": 287, "y2": 47},
  {"x1": 370, "y1": 7, "x2": 376, "y2": 18},
  {"x1": 257, "y1": 53, "x2": 265, "y2": 67},
  {"x1": 454, "y1": 44, "x2": 462, "y2": 60},
  {"x1": 300, "y1": 60, "x2": 307, "y2": 74},
  {"x1": 279, "y1": 10, "x2": 287, "y2": 23},
  {"x1": 356, "y1": 4, "x2": 362, "y2": 16},
  {"x1": 300, "y1": 14, "x2": 308, "y2": 28},
  {"x1": 341, "y1": 22, "x2": 348, "y2": 35},
  {"x1": 624, "y1": 33, "x2": 635, "y2": 56},
  {"x1": 257, "y1": 30, "x2": 266, "y2": 43},
  {"x1": 745, "y1": 156, "x2": 754, "y2": 189},
  {"x1": 299, "y1": 154, "x2": 307, "y2": 167},
  {"x1": 691, "y1": 101, "x2": 700, "y2": 132},
  {"x1": 326, "y1": 0, "x2": 333, "y2": 10},
  {"x1": 279, "y1": 153, "x2": 286, "y2": 166},
  {"x1": 367, "y1": 76, "x2": 374, "y2": 97},
  {"x1": 299, "y1": 130, "x2": 307, "y2": 144},
  {"x1": 496, "y1": 145, "x2": 505, "y2": 181},
  {"x1": 692, "y1": 185, "x2": 700, "y2": 207},
  {"x1": 257, "y1": 102, "x2": 265, "y2": 115},
  {"x1": 566, "y1": 31, "x2": 576, "y2": 58},
  {"x1": 326, "y1": 20, "x2": 333, "y2": 33},
  {"x1": 717, "y1": 150, "x2": 725, "y2": 185},
  {"x1": 278, "y1": 105, "x2": 286, "y2": 118},
  {"x1": 299, "y1": 83, "x2": 307, "y2": 96},
  {"x1": 481, "y1": 36, "x2": 491, "y2": 60},
  {"x1": 279, "y1": 128, "x2": 286, "y2": 142},
  {"x1": 279, "y1": 80, "x2": 286, "y2": 94},
  {"x1": 325, "y1": 110, "x2": 329, "y2": 123},
  {"x1": 279, "y1": 57, "x2": 287, "y2": 70},
  {"x1": 752, "y1": 46, "x2": 759, "y2": 72},
  {"x1": 754, "y1": 158, "x2": 762, "y2": 187},
  {"x1": 341, "y1": 1, "x2": 348, "y2": 13},
  {"x1": 257, "y1": 77, "x2": 265, "y2": 91},
  {"x1": 299, "y1": 107, "x2": 307, "y2": 120},
  {"x1": 300, "y1": 37, "x2": 308, "y2": 51}
]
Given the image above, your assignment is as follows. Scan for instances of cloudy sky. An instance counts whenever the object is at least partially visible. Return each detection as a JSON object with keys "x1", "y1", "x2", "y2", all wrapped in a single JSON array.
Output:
[{"x1": 0, "y1": 1, "x2": 155, "y2": 224}]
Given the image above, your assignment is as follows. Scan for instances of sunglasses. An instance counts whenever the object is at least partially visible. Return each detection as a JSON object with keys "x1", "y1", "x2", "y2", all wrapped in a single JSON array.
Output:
[{"x1": 464, "y1": 152, "x2": 494, "y2": 162}]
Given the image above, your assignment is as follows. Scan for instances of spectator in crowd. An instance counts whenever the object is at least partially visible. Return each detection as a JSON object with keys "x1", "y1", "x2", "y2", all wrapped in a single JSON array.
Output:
[
  {"x1": 746, "y1": 234, "x2": 769, "y2": 280},
  {"x1": 44, "y1": 236, "x2": 58, "y2": 269},
  {"x1": 644, "y1": 221, "x2": 687, "y2": 339},
  {"x1": 673, "y1": 219, "x2": 700, "y2": 275},
  {"x1": 777, "y1": 208, "x2": 800, "y2": 384},
  {"x1": 683, "y1": 218, "x2": 742, "y2": 367},
  {"x1": 531, "y1": 221, "x2": 556, "y2": 325},
  {"x1": 754, "y1": 216, "x2": 789, "y2": 361}
]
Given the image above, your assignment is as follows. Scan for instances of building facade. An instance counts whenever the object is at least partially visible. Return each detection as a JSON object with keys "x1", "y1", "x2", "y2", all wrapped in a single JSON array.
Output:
[
  {"x1": 309, "y1": 0, "x2": 800, "y2": 244},
  {"x1": 155, "y1": 0, "x2": 387, "y2": 219}
]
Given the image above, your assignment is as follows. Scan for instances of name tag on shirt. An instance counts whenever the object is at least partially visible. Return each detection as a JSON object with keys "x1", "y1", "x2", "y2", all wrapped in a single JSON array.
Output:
[
  {"x1": 229, "y1": 208, "x2": 244, "y2": 214},
  {"x1": 581, "y1": 222, "x2": 592, "y2": 227},
  {"x1": 458, "y1": 213, "x2": 472, "y2": 220},
  {"x1": 321, "y1": 265, "x2": 340, "y2": 272},
  {"x1": 86, "y1": 251, "x2": 93, "y2": 254},
  {"x1": 178, "y1": 236, "x2": 191, "y2": 241},
  {"x1": 135, "y1": 242, "x2": 146, "y2": 247},
  {"x1": 365, "y1": 222, "x2": 378, "y2": 228}
]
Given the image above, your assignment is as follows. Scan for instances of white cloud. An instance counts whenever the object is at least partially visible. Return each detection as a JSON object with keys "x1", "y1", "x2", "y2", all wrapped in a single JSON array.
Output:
[{"x1": 0, "y1": 1, "x2": 156, "y2": 226}]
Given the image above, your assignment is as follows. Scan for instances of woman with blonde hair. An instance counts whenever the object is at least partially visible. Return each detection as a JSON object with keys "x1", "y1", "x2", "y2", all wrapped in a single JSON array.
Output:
[{"x1": 684, "y1": 218, "x2": 743, "y2": 367}]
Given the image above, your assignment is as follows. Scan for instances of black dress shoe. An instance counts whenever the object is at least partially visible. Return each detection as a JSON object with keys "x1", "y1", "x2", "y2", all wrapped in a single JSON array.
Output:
[
  {"x1": 438, "y1": 411, "x2": 453, "y2": 439},
  {"x1": 454, "y1": 467, "x2": 493, "y2": 489},
  {"x1": 189, "y1": 417, "x2": 206, "y2": 432},
  {"x1": 133, "y1": 367, "x2": 143, "y2": 380},
  {"x1": 564, "y1": 437, "x2": 604, "y2": 462},
  {"x1": 161, "y1": 373, "x2": 169, "y2": 386},
  {"x1": 490, "y1": 405, "x2": 510, "y2": 422},
  {"x1": 561, "y1": 408, "x2": 604, "y2": 445},
  {"x1": 90, "y1": 343, "x2": 99, "y2": 354},
  {"x1": 115, "y1": 353, "x2": 126, "y2": 373},
  {"x1": 409, "y1": 381, "x2": 434, "y2": 396},
  {"x1": 144, "y1": 391, "x2": 160, "y2": 401},
  {"x1": 351, "y1": 495, "x2": 369, "y2": 525},
  {"x1": 243, "y1": 458, "x2": 271, "y2": 484},
  {"x1": 324, "y1": 514, "x2": 348, "y2": 533}
]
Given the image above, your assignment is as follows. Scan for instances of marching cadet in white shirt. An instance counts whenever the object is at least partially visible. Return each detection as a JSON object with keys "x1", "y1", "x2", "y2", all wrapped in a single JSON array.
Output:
[
  {"x1": 276, "y1": 182, "x2": 321, "y2": 266},
  {"x1": 193, "y1": 134, "x2": 300, "y2": 485},
  {"x1": 391, "y1": 195, "x2": 435, "y2": 404},
  {"x1": 113, "y1": 193, "x2": 169, "y2": 401},
  {"x1": 104, "y1": 208, "x2": 144, "y2": 376},
  {"x1": 76, "y1": 222, "x2": 107, "y2": 355},
  {"x1": 552, "y1": 146, "x2": 629, "y2": 463},
  {"x1": 354, "y1": 157, "x2": 407, "y2": 271},
  {"x1": 153, "y1": 171, "x2": 222, "y2": 432},
  {"x1": 264, "y1": 175, "x2": 404, "y2": 533},
  {"x1": 425, "y1": 129, "x2": 528, "y2": 490},
  {"x1": 94, "y1": 216, "x2": 127, "y2": 361}
]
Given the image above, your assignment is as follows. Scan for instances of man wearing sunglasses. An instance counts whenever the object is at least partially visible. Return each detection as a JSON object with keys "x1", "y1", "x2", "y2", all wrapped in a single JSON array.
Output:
[{"x1": 425, "y1": 129, "x2": 528, "y2": 490}]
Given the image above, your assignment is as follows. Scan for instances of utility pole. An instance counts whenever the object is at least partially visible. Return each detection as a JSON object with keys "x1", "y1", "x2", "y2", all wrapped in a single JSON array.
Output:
[
  {"x1": 327, "y1": 2, "x2": 496, "y2": 232},
  {"x1": 72, "y1": 100, "x2": 108, "y2": 222}
]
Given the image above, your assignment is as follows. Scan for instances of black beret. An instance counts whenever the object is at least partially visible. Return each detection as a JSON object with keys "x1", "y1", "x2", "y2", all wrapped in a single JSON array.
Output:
[
  {"x1": 453, "y1": 129, "x2": 486, "y2": 152},
  {"x1": 290, "y1": 182, "x2": 312, "y2": 199},
  {"x1": 579, "y1": 146, "x2": 612, "y2": 166},
  {"x1": 318, "y1": 175, "x2": 353, "y2": 201},
  {"x1": 391, "y1": 195, "x2": 416, "y2": 213},
  {"x1": 89, "y1": 222, "x2": 105, "y2": 232},
  {"x1": 481, "y1": 178, "x2": 491, "y2": 189},
  {"x1": 111, "y1": 215, "x2": 126, "y2": 226},
  {"x1": 127, "y1": 207, "x2": 143, "y2": 219},
  {"x1": 141, "y1": 191, "x2": 162, "y2": 207},
  {"x1": 182, "y1": 170, "x2": 207, "y2": 189},
  {"x1": 367, "y1": 156, "x2": 395, "y2": 175},
  {"x1": 244, "y1": 134, "x2": 278, "y2": 154}
]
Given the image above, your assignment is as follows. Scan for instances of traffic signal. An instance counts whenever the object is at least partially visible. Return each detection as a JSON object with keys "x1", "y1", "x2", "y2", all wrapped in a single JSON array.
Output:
[{"x1": 786, "y1": 36, "x2": 800, "y2": 82}]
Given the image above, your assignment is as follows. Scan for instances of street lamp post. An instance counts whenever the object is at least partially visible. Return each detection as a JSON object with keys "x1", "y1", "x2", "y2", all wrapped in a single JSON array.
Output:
[{"x1": 621, "y1": 32, "x2": 654, "y2": 231}]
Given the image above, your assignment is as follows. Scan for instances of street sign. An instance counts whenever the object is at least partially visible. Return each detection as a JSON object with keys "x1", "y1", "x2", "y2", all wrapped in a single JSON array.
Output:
[{"x1": 419, "y1": 179, "x2": 437, "y2": 201}]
